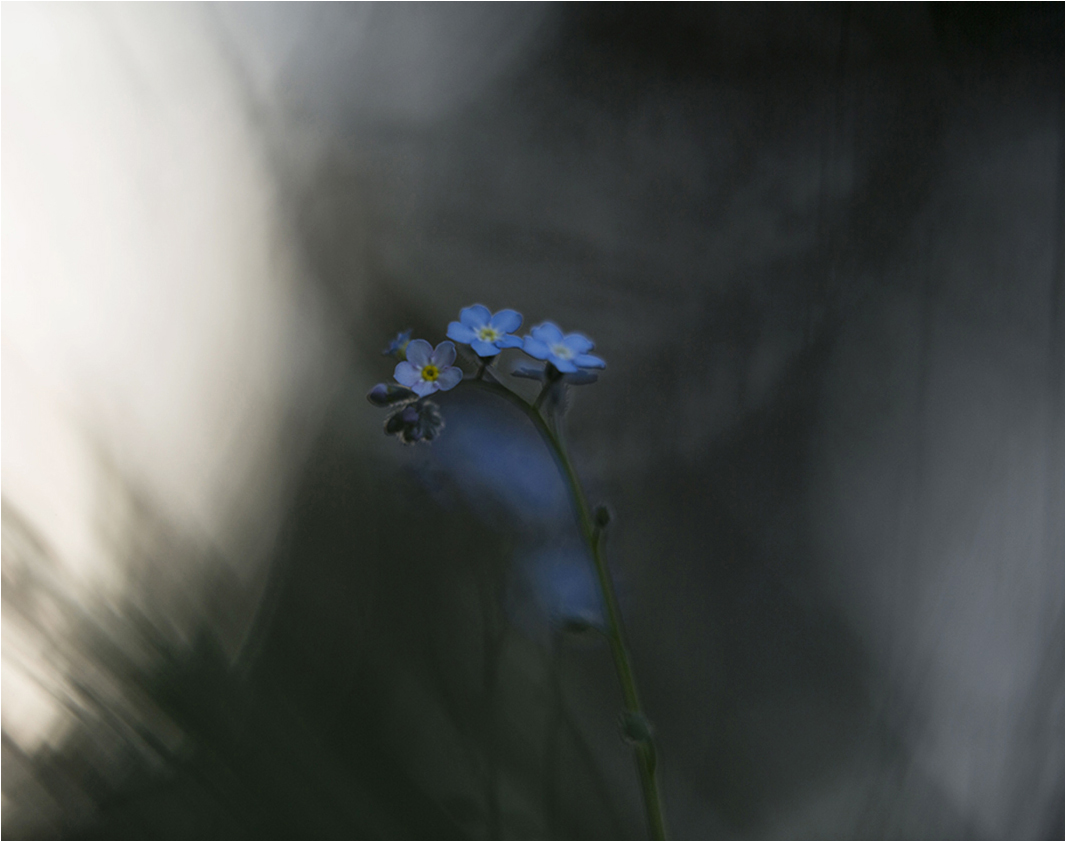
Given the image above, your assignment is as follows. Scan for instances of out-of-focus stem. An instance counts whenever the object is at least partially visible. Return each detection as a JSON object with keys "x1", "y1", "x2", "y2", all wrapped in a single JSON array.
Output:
[{"x1": 459, "y1": 377, "x2": 667, "y2": 840}]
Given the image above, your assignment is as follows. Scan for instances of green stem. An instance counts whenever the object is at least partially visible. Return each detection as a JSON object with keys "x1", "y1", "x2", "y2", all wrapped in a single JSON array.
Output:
[
  {"x1": 532, "y1": 381, "x2": 551, "y2": 412},
  {"x1": 459, "y1": 377, "x2": 667, "y2": 839}
]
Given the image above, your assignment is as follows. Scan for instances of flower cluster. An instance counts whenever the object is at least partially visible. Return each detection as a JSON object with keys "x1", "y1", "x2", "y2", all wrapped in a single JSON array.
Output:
[{"x1": 368, "y1": 304, "x2": 605, "y2": 443}]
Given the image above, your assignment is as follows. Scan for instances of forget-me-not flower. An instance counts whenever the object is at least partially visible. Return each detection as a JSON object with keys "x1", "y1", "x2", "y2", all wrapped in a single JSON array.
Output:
[
  {"x1": 395, "y1": 339, "x2": 463, "y2": 397},
  {"x1": 447, "y1": 305, "x2": 524, "y2": 357},
  {"x1": 383, "y1": 329, "x2": 413, "y2": 360},
  {"x1": 522, "y1": 322, "x2": 605, "y2": 373}
]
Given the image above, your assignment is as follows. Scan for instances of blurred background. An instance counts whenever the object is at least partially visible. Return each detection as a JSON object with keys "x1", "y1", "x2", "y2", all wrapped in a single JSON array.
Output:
[{"x1": 2, "y1": 3, "x2": 1062, "y2": 838}]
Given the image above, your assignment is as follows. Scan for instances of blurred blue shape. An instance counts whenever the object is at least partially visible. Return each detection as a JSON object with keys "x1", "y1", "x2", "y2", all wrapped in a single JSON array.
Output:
[
  {"x1": 507, "y1": 544, "x2": 607, "y2": 638},
  {"x1": 405, "y1": 393, "x2": 610, "y2": 639},
  {"x1": 419, "y1": 396, "x2": 572, "y2": 533}
]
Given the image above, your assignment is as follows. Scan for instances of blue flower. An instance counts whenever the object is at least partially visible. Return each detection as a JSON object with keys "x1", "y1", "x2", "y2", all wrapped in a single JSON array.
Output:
[
  {"x1": 395, "y1": 339, "x2": 463, "y2": 397},
  {"x1": 522, "y1": 322, "x2": 605, "y2": 373},
  {"x1": 383, "y1": 329, "x2": 413, "y2": 360},
  {"x1": 447, "y1": 304, "x2": 524, "y2": 357}
]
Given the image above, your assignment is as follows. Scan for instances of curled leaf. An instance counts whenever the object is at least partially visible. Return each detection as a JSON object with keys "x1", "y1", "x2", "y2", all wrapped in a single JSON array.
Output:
[{"x1": 384, "y1": 400, "x2": 445, "y2": 444}]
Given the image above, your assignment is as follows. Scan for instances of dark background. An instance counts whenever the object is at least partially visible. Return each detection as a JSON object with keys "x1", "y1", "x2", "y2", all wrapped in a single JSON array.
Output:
[{"x1": 3, "y1": 3, "x2": 1063, "y2": 838}]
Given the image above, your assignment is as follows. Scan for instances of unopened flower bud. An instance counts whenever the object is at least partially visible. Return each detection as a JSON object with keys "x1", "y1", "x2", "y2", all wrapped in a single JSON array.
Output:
[
  {"x1": 367, "y1": 382, "x2": 418, "y2": 407},
  {"x1": 619, "y1": 711, "x2": 654, "y2": 745}
]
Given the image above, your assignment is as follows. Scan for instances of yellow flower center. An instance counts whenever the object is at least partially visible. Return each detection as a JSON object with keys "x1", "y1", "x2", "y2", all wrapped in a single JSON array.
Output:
[
  {"x1": 478, "y1": 326, "x2": 501, "y2": 342},
  {"x1": 422, "y1": 364, "x2": 440, "y2": 381}
]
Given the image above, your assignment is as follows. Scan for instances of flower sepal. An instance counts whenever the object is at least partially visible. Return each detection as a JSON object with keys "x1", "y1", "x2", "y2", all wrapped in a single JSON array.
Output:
[
  {"x1": 511, "y1": 364, "x2": 598, "y2": 385},
  {"x1": 511, "y1": 365, "x2": 546, "y2": 381}
]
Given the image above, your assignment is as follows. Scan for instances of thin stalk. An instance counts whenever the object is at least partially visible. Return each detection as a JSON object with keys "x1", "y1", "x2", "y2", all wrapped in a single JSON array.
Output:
[
  {"x1": 477, "y1": 559, "x2": 503, "y2": 839},
  {"x1": 459, "y1": 377, "x2": 667, "y2": 839},
  {"x1": 532, "y1": 378, "x2": 554, "y2": 412}
]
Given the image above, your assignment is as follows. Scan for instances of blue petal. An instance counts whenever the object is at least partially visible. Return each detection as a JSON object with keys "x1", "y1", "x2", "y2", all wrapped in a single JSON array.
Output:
[
  {"x1": 573, "y1": 353, "x2": 605, "y2": 370},
  {"x1": 471, "y1": 339, "x2": 500, "y2": 357},
  {"x1": 423, "y1": 404, "x2": 570, "y2": 529},
  {"x1": 447, "y1": 322, "x2": 477, "y2": 344},
  {"x1": 531, "y1": 322, "x2": 563, "y2": 345},
  {"x1": 412, "y1": 379, "x2": 438, "y2": 397},
  {"x1": 394, "y1": 361, "x2": 421, "y2": 387},
  {"x1": 523, "y1": 337, "x2": 551, "y2": 360},
  {"x1": 405, "y1": 338, "x2": 432, "y2": 367},
  {"x1": 435, "y1": 367, "x2": 463, "y2": 390},
  {"x1": 561, "y1": 333, "x2": 594, "y2": 354},
  {"x1": 430, "y1": 340, "x2": 457, "y2": 368},
  {"x1": 497, "y1": 334, "x2": 523, "y2": 349},
  {"x1": 552, "y1": 358, "x2": 578, "y2": 373},
  {"x1": 489, "y1": 308, "x2": 522, "y2": 334},
  {"x1": 459, "y1": 304, "x2": 491, "y2": 328}
]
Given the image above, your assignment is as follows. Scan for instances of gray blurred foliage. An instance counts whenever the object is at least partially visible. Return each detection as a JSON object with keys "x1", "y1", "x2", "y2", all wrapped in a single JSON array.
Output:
[{"x1": 3, "y1": 3, "x2": 1063, "y2": 839}]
